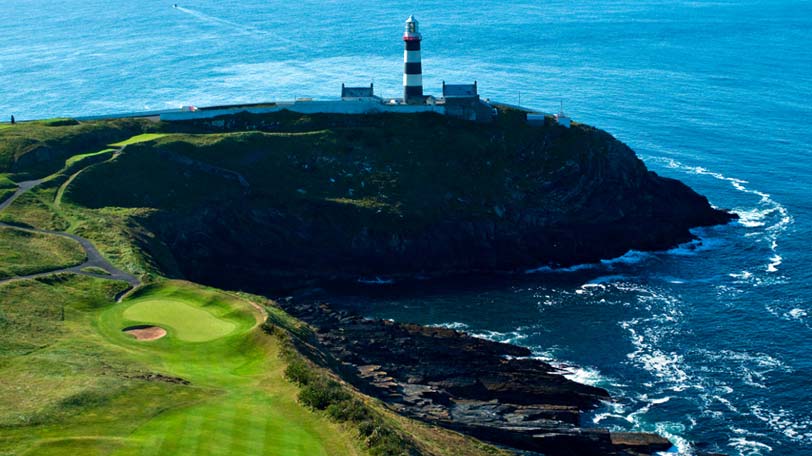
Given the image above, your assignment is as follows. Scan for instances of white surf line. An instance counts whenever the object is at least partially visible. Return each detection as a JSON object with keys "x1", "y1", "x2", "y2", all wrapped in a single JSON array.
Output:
[{"x1": 645, "y1": 156, "x2": 792, "y2": 274}]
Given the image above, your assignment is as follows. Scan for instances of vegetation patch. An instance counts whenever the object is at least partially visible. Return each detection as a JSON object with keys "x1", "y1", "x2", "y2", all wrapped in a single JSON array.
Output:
[
  {"x1": 108, "y1": 133, "x2": 168, "y2": 147},
  {"x1": 0, "y1": 227, "x2": 85, "y2": 279},
  {"x1": 80, "y1": 266, "x2": 110, "y2": 276},
  {"x1": 0, "y1": 118, "x2": 149, "y2": 180},
  {"x1": 0, "y1": 189, "x2": 69, "y2": 230}
]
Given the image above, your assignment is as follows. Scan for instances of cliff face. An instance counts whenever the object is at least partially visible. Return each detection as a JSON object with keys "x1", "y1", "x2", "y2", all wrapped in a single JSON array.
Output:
[{"x1": 66, "y1": 110, "x2": 735, "y2": 291}]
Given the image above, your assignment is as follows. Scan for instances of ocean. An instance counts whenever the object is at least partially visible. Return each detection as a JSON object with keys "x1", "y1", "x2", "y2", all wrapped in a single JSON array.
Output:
[{"x1": 2, "y1": 1, "x2": 811, "y2": 454}]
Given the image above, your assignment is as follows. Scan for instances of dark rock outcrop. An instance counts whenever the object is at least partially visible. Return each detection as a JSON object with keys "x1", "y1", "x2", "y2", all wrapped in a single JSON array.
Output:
[
  {"x1": 278, "y1": 298, "x2": 674, "y2": 456},
  {"x1": 130, "y1": 112, "x2": 736, "y2": 293}
]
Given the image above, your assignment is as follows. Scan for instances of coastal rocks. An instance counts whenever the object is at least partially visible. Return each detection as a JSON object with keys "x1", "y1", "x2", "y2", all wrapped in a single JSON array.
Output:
[{"x1": 278, "y1": 298, "x2": 673, "y2": 455}]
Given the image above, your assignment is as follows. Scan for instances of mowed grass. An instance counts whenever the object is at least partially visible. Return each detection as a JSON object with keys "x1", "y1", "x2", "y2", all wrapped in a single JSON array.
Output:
[
  {"x1": 121, "y1": 295, "x2": 238, "y2": 342},
  {"x1": 109, "y1": 133, "x2": 168, "y2": 147},
  {"x1": 100, "y1": 281, "x2": 361, "y2": 456},
  {"x1": 0, "y1": 278, "x2": 361, "y2": 456},
  {"x1": 0, "y1": 227, "x2": 86, "y2": 279}
]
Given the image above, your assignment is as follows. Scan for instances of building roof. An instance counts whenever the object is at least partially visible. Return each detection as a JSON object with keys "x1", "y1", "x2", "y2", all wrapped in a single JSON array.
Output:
[
  {"x1": 442, "y1": 81, "x2": 478, "y2": 98},
  {"x1": 341, "y1": 83, "x2": 375, "y2": 98}
]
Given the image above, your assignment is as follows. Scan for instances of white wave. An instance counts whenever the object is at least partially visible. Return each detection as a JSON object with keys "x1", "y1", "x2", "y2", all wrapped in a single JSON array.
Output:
[
  {"x1": 730, "y1": 271, "x2": 753, "y2": 280},
  {"x1": 751, "y1": 404, "x2": 812, "y2": 443},
  {"x1": 468, "y1": 328, "x2": 529, "y2": 346},
  {"x1": 556, "y1": 364, "x2": 605, "y2": 386},
  {"x1": 712, "y1": 395, "x2": 740, "y2": 414},
  {"x1": 735, "y1": 207, "x2": 777, "y2": 228},
  {"x1": 788, "y1": 308, "x2": 807, "y2": 320},
  {"x1": 654, "y1": 275, "x2": 687, "y2": 284},
  {"x1": 524, "y1": 262, "x2": 596, "y2": 274},
  {"x1": 622, "y1": 322, "x2": 692, "y2": 392},
  {"x1": 356, "y1": 276, "x2": 395, "y2": 285},
  {"x1": 653, "y1": 421, "x2": 693, "y2": 455},
  {"x1": 666, "y1": 231, "x2": 726, "y2": 256},
  {"x1": 601, "y1": 249, "x2": 652, "y2": 266},
  {"x1": 592, "y1": 412, "x2": 626, "y2": 424},
  {"x1": 695, "y1": 349, "x2": 789, "y2": 390},
  {"x1": 648, "y1": 156, "x2": 793, "y2": 276},
  {"x1": 728, "y1": 437, "x2": 773, "y2": 455},
  {"x1": 587, "y1": 274, "x2": 631, "y2": 285},
  {"x1": 433, "y1": 321, "x2": 469, "y2": 330},
  {"x1": 766, "y1": 255, "x2": 782, "y2": 273}
]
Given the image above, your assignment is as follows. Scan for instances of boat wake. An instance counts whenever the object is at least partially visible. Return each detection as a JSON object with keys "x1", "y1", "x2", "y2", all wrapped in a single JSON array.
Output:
[{"x1": 173, "y1": 5, "x2": 304, "y2": 49}]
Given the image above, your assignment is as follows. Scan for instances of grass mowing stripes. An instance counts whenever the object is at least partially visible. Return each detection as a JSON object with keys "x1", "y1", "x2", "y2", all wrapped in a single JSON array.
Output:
[
  {"x1": 100, "y1": 281, "x2": 361, "y2": 456},
  {"x1": 1, "y1": 279, "x2": 361, "y2": 456}
]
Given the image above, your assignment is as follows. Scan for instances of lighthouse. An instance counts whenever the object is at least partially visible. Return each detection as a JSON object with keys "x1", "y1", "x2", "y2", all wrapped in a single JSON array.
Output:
[{"x1": 403, "y1": 15, "x2": 424, "y2": 104}]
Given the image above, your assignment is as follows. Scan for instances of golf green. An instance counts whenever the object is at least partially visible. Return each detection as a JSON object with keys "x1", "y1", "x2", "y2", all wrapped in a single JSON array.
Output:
[{"x1": 122, "y1": 297, "x2": 237, "y2": 342}]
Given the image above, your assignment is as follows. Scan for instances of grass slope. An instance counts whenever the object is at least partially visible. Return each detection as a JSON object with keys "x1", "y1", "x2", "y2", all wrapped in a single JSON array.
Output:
[
  {"x1": 0, "y1": 117, "x2": 519, "y2": 456},
  {"x1": 0, "y1": 227, "x2": 86, "y2": 279},
  {"x1": 0, "y1": 119, "x2": 149, "y2": 180},
  {"x1": 108, "y1": 133, "x2": 168, "y2": 147},
  {"x1": 0, "y1": 278, "x2": 361, "y2": 456}
]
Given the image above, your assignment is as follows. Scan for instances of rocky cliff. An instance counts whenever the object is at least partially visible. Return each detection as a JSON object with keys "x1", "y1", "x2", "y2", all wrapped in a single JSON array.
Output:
[
  {"x1": 279, "y1": 295, "x2": 674, "y2": 456},
  {"x1": 66, "y1": 110, "x2": 735, "y2": 291}
]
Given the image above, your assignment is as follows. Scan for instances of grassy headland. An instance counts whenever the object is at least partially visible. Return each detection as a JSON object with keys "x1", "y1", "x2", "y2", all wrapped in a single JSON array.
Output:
[
  {"x1": 0, "y1": 111, "x2": 731, "y2": 455},
  {"x1": 0, "y1": 118, "x2": 508, "y2": 455}
]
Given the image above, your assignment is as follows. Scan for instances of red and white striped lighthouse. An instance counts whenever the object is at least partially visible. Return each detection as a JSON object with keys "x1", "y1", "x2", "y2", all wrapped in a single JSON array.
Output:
[{"x1": 403, "y1": 15, "x2": 424, "y2": 104}]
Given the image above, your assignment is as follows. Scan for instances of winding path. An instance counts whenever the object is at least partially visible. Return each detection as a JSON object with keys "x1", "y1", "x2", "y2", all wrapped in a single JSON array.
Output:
[{"x1": 0, "y1": 148, "x2": 141, "y2": 297}]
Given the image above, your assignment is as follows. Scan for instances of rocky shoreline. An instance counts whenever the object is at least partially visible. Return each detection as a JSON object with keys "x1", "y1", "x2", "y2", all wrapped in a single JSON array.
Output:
[{"x1": 278, "y1": 296, "x2": 675, "y2": 456}]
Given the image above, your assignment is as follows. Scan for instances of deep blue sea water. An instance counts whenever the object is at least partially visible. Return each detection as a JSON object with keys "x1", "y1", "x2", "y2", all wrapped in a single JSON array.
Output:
[{"x1": 2, "y1": 1, "x2": 811, "y2": 454}]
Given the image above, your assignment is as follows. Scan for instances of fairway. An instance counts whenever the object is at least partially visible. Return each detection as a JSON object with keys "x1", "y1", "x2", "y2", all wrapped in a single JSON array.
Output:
[
  {"x1": 0, "y1": 279, "x2": 362, "y2": 456},
  {"x1": 122, "y1": 297, "x2": 236, "y2": 342},
  {"x1": 109, "y1": 133, "x2": 168, "y2": 147}
]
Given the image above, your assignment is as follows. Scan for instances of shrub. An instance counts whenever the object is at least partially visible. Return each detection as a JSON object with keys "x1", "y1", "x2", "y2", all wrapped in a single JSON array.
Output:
[
  {"x1": 284, "y1": 358, "x2": 315, "y2": 385},
  {"x1": 267, "y1": 313, "x2": 418, "y2": 455},
  {"x1": 298, "y1": 378, "x2": 349, "y2": 410},
  {"x1": 326, "y1": 398, "x2": 370, "y2": 422},
  {"x1": 58, "y1": 390, "x2": 109, "y2": 409}
]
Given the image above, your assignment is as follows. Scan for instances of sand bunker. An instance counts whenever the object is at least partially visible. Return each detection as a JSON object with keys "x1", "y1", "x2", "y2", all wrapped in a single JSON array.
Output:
[{"x1": 123, "y1": 325, "x2": 167, "y2": 341}]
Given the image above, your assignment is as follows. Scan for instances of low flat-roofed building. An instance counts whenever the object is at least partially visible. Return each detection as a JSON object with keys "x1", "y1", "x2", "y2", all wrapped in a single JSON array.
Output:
[
  {"x1": 441, "y1": 81, "x2": 495, "y2": 122},
  {"x1": 341, "y1": 83, "x2": 381, "y2": 102},
  {"x1": 442, "y1": 81, "x2": 479, "y2": 99}
]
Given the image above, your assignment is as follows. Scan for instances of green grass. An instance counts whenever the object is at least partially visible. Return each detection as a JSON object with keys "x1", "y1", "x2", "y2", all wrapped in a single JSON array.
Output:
[
  {"x1": 109, "y1": 133, "x2": 168, "y2": 147},
  {"x1": 0, "y1": 278, "x2": 362, "y2": 456},
  {"x1": 80, "y1": 266, "x2": 111, "y2": 275},
  {"x1": 0, "y1": 112, "x2": 567, "y2": 455},
  {"x1": 121, "y1": 295, "x2": 239, "y2": 342},
  {"x1": 64, "y1": 148, "x2": 116, "y2": 169},
  {"x1": 0, "y1": 227, "x2": 86, "y2": 279},
  {"x1": 0, "y1": 175, "x2": 16, "y2": 189},
  {"x1": 0, "y1": 189, "x2": 70, "y2": 230},
  {"x1": 0, "y1": 119, "x2": 149, "y2": 180}
]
